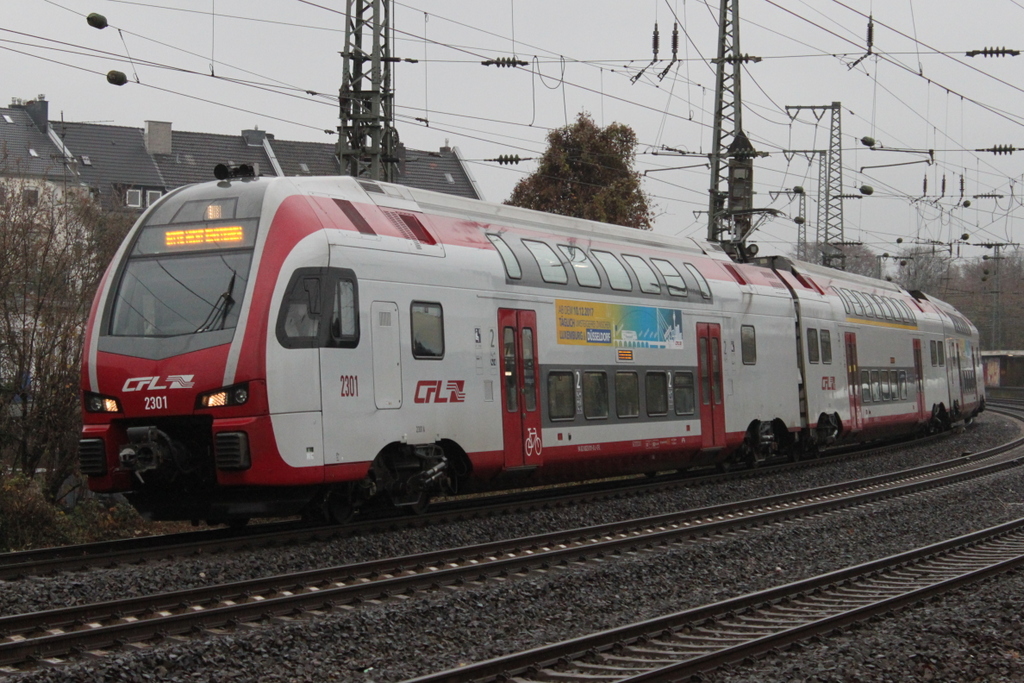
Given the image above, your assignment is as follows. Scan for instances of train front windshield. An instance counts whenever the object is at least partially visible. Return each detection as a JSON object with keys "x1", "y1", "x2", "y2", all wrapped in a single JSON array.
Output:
[{"x1": 109, "y1": 196, "x2": 260, "y2": 338}]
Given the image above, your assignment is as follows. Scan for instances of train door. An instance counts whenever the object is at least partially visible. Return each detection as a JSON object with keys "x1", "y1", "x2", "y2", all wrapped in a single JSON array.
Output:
[
  {"x1": 498, "y1": 308, "x2": 542, "y2": 469},
  {"x1": 696, "y1": 323, "x2": 726, "y2": 449},
  {"x1": 912, "y1": 339, "x2": 926, "y2": 421},
  {"x1": 845, "y1": 332, "x2": 861, "y2": 431},
  {"x1": 371, "y1": 301, "x2": 402, "y2": 409}
]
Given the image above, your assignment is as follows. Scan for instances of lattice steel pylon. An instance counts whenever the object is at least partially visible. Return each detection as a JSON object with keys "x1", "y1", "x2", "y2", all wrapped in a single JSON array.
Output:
[
  {"x1": 707, "y1": 0, "x2": 742, "y2": 244},
  {"x1": 786, "y1": 103, "x2": 844, "y2": 269},
  {"x1": 338, "y1": 0, "x2": 399, "y2": 182}
]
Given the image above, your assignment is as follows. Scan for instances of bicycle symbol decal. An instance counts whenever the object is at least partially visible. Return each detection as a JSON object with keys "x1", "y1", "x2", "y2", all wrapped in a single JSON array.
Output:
[{"x1": 525, "y1": 427, "x2": 543, "y2": 457}]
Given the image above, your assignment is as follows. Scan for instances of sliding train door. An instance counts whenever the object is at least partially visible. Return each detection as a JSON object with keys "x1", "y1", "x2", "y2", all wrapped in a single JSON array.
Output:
[
  {"x1": 498, "y1": 308, "x2": 542, "y2": 470},
  {"x1": 696, "y1": 322, "x2": 726, "y2": 450}
]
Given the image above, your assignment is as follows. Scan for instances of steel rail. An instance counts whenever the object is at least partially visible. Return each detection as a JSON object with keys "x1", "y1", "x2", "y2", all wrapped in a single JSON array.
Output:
[
  {"x1": 400, "y1": 517, "x2": 1024, "y2": 683},
  {"x1": 0, "y1": 412, "x2": 1021, "y2": 670}
]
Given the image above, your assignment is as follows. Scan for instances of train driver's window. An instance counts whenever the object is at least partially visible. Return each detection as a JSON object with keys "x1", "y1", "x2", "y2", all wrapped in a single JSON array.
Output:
[
  {"x1": 591, "y1": 251, "x2": 633, "y2": 291},
  {"x1": 622, "y1": 255, "x2": 661, "y2": 295},
  {"x1": 411, "y1": 302, "x2": 444, "y2": 358},
  {"x1": 328, "y1": 276, "x2": 359, "y2": 347},
  {"x1": 277, "y1": 273, "x2": 321, "y2": 347},
  {"x1": 651, "y1": 259, "x2": 688, "y2": 296},
  {"x1": 646, "y1": 372, "x2": 668, "y2": 416},
  {"x1": 899, "y1": 370, "x2": 908, "y2": 400},
  {"x1": 583, "y1": 372, "x2": 609, "y2": 419},
  {"x1": 740, "y1": 325, "x2": 757, "y2": 365},
  {"x1": 486, "y1": 234, "x2": 522, "y2": 279},
  {"x1": 861, "y1": 370, "x2": 871, "y2": 402},
  {"x1": 673, "y1": 373, "x2": 695, "y2": 415},
  {"x1": 820, "y1": 330, "x2": 833, "y2": 364},
  {"x1": 615, "y1": 372, "x2": 639, "y2": 418},
  {"x1": 523, "y1": 240, "x2": 568, "y2": 284},
  {"x1": 807, "y1": 328, "x2": 820, "y2": 363},
  {"x1": 558, "y1": 245, "x2": 601, "y2": 288},
  {"x1": 548, "y1": 372, "x2": 575, "y2": 420}
]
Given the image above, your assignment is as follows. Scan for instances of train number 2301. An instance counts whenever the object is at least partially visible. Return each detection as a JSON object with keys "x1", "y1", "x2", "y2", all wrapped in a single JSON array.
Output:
[
  {"x1": 340, "y1": 375, "x2": 359, "y2": 397},
  {"x1": 144, "y1": 396, "x2": 168, "y2": 410}
]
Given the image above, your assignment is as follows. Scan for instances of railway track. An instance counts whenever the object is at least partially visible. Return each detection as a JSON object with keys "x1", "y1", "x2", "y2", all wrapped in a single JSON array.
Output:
[
  {"x1": 0, "y1": 427, "x2": 960, "y2": 581},
  {"x1": 1, "y1": 408, "x2": 1021, "y2": 671},
  {"x1": 403, "y1": 517, "x2": 1024, "y2": 683}
]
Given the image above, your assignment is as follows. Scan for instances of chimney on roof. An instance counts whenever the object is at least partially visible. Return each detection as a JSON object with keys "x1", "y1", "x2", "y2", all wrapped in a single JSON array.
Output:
[
  {"x1": 241, "y1": 128, "x2": 267, "y2": 147},
  {"x1": 145, "y1": 120, "x2": 172, "y2": 155},
  {"x1": 23, "y1": 95, "x2": 48, "y2": 133},
  {"x1": 440, "y1": 138, "x2": 452, "y2": 155}
]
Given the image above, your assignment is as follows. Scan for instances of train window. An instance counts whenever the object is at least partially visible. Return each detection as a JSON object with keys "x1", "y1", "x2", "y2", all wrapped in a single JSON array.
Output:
[
  {"x1": 881, "y1": 371, "x2": 891, "y2": 400},
  {"x1": 877, "y1": 296, "x2": 897, "y2": 321},
  {"x1": 558, "y1": 245, "x2": 601, "y2": 288},
  {"x1": 673, "y1": 373, "x2": 695, "y2": 415},
  {"x1": 845, "y1": 290, "x2": 865, "y2": 317},
  {"x1": 646, "y1": 372, "x2": 668, "y2": 416},
  {"x1": 548, "y1": 372, "x2": 575, "y2": 420},
  {"x1": 651, "y1": 259, "x2": 688, "y2": 296},
  {"x1": 699, "y1": 338, "x2": 711, "y2": 406},
  {"x1": 807, "y1": 328, "x2": 820, "y2": 364},
  {"x1": 522, "y1": 328, "x2": 537, "y2": 411},
  {"x1": 820, "y1": 330, "x2": 833, "y2": 364},
  {"x1": 870, "y1": 370, "x2": 880, "y2": 402},
  {"x1": 583, "y1": 372, "x2": 609, "y2": 419},
  {"x1": 592, "y1": 251, "x2": 633, "y2": 291},
  {"x1": 503, "y1": 327, "x2": 518, "y2": 412},
  {"x1": 622, "y1": 255, "x2": 661, "y2": 295},
  {"x1": 861, "y1": 370, "x2": 871, "y2": 402},
  {"x1": 899, "y1": 370, "x2": 908, "y2": 400},
  {"x1": 937, "y1": 341, "x2": 945, "y2": 366},
  {"x1": 930, "y1": 340, "x2": 937, "y2": 366},
  {"x1": 684, "y1": 263, "x2": 713, "y2": 299},
  {"x1": 328, "y1": 277, "x2": 359, "y2": 347},
  {"x1": 411, "y1": 302, "x2": 444, "y2": 358},
  {"x1": 171, "y1": 197, "x2": 238, "y2": 223},
  {"x1": 486, "y1": 234, "x2": 522, "y2": 280},
  {"x1": 523, "y1": 240, "x2": 568, "y2": 284},
  {"x1": 615, "y1": 372, "x2": 639, "y2": 418},
  {"x1": 898, "y1": 300, "x2": 917, "y2": 325},
  {"x1": 741, "y1": 325, "x2": 756, "y2": 365},
  {"x1": 712, "y1": 339, "x2": 723, "y2": 405},
  {"x1": 832, "y1": 287, "x2": 852, "y2": 315},
  {"x1": 280, "y1": 275, "x2": 321, "y2": 343}
]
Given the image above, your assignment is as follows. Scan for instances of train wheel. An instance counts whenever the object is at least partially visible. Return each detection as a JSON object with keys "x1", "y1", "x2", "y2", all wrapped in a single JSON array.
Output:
[{"x1": 326, "y1": 488, "x2": 356, "y2": 524}]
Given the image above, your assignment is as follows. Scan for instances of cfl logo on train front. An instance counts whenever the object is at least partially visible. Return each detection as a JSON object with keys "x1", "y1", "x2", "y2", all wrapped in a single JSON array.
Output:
[
  {"x1": 414, "y1": 380, "x2": 466, "y2": 404},
  {"x1": 122, "y1": 375, "x2": 196, "y2": 392}
]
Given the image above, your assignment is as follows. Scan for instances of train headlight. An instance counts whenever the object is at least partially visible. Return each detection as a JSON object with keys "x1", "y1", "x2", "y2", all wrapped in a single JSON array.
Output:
[
  {"x1": 84, "y1": 392, "x2": 121, "y2": 413},
  {"x1": 197, "y1": 383, "x2": 250, "y2": 409}
]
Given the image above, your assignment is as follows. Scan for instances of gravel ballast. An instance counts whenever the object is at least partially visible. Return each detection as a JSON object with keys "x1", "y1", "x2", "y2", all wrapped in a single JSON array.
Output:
[{"x1": 5, "y1": 413, "x2": 1024, "y2": 682}]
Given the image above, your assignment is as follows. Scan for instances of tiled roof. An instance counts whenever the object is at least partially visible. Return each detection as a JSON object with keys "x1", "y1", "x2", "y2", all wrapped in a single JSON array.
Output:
[
  {"x1": 153, "y1": 129, "x2": 277, "y2": 188},
  {"x1": 55, "y1": 122, "x2": 163, "y2": 205},
  {"x1": 0, "y1": 97, "x2": 481, "y2": 205},
  {"x1": 0, "y1": 107, "x2": 68, "y2": 180}
]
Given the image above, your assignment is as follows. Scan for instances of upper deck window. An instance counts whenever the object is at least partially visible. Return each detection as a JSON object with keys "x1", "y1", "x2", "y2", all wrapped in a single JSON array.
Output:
[
  {"x1": 523, "y1": 240, "x2": 568, "y2": 284},
  {"x1": 558, "y1": 245, "x2": 601, "y2": 288},
  {"x1": 592, "y1": 251, "x2": 633, "y2": 291},
  {"x1": 486, "y1": 234, "x2": 522, "y2": 279},
  {"x1": 622, "y1": 255, "x2": 661, "y2": 295},
  {"x1": 684, "y1": 263, "x2": 712, "y2": 299},
  {"x1": 651, "y1": 259, "x2": 688, "y2": 296}
]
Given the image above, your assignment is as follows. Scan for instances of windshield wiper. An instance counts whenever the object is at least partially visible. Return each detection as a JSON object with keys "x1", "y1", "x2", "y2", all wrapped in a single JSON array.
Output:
[{"x1": 194, "y1": 271, "x2": 236, "y2": 333}]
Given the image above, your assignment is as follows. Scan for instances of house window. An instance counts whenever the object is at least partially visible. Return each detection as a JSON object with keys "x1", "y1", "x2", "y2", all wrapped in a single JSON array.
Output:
[
  {"x1": 146, "y1": 190, "x2": 163, "y2": 206},
  {"x1": 22, "y1": 188, "x2": 39, "y2": 206},
  {"x1": 126, "y1": 189, "x2": 143, "y2": 208}
]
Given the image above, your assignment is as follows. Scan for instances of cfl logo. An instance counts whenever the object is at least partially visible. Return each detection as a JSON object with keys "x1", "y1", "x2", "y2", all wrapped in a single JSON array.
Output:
[
  {"x1": 122, "y1": 374, "x2": 196, "y2": 392},
  {"x1": 414, "y1": 380, "x2": 466, "y2": 404}
]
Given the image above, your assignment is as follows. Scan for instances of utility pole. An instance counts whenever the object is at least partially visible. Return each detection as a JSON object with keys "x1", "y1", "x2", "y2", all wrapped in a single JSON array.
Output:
[
  {"x1": 707, "y1": 0, "x2": 768, "y2": 259},
  {"x1": 786, "y1": 103, "x2": 845, "y2": 269},
  {"x1": 978, "y1": 241, "x2": 1017, "y2": 349},
  {"x1": 338, "y1": 0, "x2": 399, "y2": 182},
  {"x1": 770, "y1": 185, "x2": 808, "y2": 260}
]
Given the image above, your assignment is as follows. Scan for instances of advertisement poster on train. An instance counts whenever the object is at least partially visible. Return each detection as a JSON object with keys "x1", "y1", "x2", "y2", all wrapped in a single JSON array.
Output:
[{"x1": 555, "y1": 299, "x2": 684, "y2": 349}]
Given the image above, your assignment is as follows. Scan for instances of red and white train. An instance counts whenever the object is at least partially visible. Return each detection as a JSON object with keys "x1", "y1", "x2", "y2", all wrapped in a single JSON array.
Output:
[{"x1": 79, "y1": 173, "x2": 984, "y2": 523}]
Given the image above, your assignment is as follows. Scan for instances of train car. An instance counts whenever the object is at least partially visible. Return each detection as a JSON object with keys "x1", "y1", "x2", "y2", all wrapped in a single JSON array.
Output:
[{"x1": 78, "y1": 172, "x2": 978, "y2": 524}]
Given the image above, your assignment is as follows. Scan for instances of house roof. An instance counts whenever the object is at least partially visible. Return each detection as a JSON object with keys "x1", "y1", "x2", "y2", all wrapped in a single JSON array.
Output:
[
  {"x1": 0, "y1": 105, "x2": 68, "y2": 180},
  {"x1": 0, "y1": 96, "x2": 481, "y2": 204}
]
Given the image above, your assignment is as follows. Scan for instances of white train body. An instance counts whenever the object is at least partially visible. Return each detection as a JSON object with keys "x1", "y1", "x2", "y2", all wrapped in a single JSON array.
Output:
[{"x1": 79, "y1": 175, "x2": 984, "y2": 521}]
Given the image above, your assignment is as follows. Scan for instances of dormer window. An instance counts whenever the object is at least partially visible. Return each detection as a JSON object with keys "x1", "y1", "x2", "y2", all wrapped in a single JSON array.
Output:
[
  {"x1": 81, "y1": 155, "x2": 92, "y2": 166},
  {"x1": 2, "y1": 115, "x2": 13, "y2": 124},
  {"x1": 28, "y1": 148, "x2": 39, "y2": 158}
]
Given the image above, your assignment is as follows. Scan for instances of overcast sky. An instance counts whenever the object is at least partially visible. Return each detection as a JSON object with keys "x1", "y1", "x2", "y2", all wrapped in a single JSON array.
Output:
[{"x1": 5, "y1": 0, "x2": 1024, "y2": 265}]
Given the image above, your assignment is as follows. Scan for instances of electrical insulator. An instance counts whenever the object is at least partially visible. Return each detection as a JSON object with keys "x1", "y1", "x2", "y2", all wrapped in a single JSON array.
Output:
[
  {"x1": 900, "y1": 260, "x2": 908, "y2": 266},
  {"x1": 493, "y1": 154, "x2": 523, "y2": 165},
  {"x1": 482, "y1": 57, "x2": 527, "y2": 68},
  {"x1": 793, "y1": 185, "x2": 804, "y2": 194},
  {"x1": 967, "y1": 47, "x2": 1021, "y2": 57},
  {"x1": 671, "y1": 23, "x2": 679, "y2": 59},
  {"x1": 866, "y1": 16, "x2": 874, "y2": 47},
  {"x1": 652, "y1": 23, "x2": 660, "y2": 59}
]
